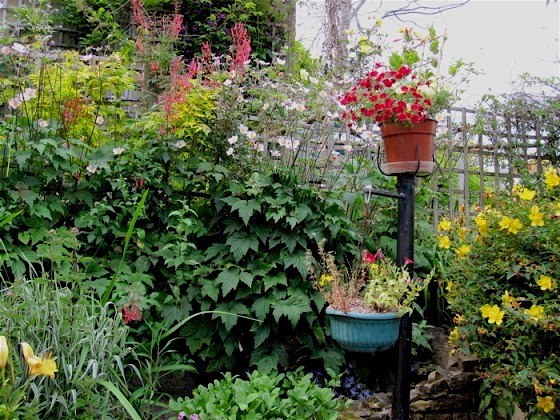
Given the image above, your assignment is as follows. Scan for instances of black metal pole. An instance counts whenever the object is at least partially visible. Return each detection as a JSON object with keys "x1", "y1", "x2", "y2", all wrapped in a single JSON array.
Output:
[{"x1": 392, "y1": 173, "x2": 416, "y2": 420}]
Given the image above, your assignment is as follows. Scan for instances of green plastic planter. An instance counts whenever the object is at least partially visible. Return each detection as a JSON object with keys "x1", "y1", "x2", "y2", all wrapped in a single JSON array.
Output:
[{"x1": 326, "y1": 307, "x2": 401, "y2": 353}]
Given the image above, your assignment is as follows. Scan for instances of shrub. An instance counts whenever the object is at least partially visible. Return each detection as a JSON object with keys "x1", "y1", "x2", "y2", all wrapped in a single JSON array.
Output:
[{"x1": 440, "y1": 166, "x2": 560, "y2": 418}]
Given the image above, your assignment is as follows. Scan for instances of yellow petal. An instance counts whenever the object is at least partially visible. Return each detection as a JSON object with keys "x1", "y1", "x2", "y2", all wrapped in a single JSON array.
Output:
[{"x1": 28, "y1": 356, "x2": 58, "y2": 379}]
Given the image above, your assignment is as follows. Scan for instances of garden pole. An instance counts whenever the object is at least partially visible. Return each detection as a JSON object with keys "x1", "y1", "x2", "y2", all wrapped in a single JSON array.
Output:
[{"x1": 392, "y1": 172, "x2": 415, "y2": 420}]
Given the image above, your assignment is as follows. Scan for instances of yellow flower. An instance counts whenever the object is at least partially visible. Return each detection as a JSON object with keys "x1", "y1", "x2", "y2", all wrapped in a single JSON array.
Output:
[
  {"x1": 438, "y1": 235, "x2": 451, "y2": 249},
  {"x1": 536, "y1": 395, "x2": 555, "y2": 413},
  {"x1": 446, "y1": 281, "x2": 453, "y2": 292},
  {"x1": 544, "y1": 167, "x2": 560, "y2": 189},
  {"x1": 524, "y1": 305, "x2": 546, "y2": 321},
  {"x1": 501, "y1": 291, "x2": 517, "y2": 307},
  {"x1": 458, "y1": 226, "x2": 469, "y2": 240},
  {"x1": 529, "y1": 206, "x2": 544, "y2": 227},
  {"x1": 20, "y1": 342, "x2": 58, "y2": 379},
  {"x1": 456, "y1": 244, "x2": 470, "y2": 258},
  {"x1": 517, "y1": 188, "x2": 536, "y2": 200},
  {"x1": 499, "y1": 216, "x2": 523, "y2": 234},
  {"x1": 448, "y1": 326, "x2": 460, "y2": 342},
  {"x1": 537, "y1": 274, "x2": 556, "y2": 291},
  {"x1": 0, "y1": 336, "x2": 8, "y2": 369},
  {"x1": 474, "y1": 213, "x2": 488, "y2": 236},
  {"x1": 480, "y1": 304, "x2": 504, "y2": 325},
  {"x1": 319, "y1": 274, "x2": 333, "y2": 287},
  {"x1": 437, "y1": 219, "x2": 452, "y2": 232}
]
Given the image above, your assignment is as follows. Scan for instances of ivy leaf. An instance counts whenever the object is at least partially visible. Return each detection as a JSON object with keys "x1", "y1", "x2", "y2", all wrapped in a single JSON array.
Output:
[
  {"x1": 239, "y1": 271, "x2": 254, "y2": 287},
  {"x1": 201, "y1": 279, "x2": 220, "y2": 302},
  {"x1": 216, "y1": 267, "x2": 241, "y2": 297},
  {"x1": 263, "y1": 272, "x2": 287, "y2": 291},
  {"x1": 252, "y1": 324, "x2": 270, "y2": 348},
  {"x1": 282, "y1": 250, "x2": 308, "y2": 278},
  {"x1": 226, "y1": 232, "x2": 259, "y2": 261},
  {"x1": 231, "y1": 199, "x2": 261, "y2": 225},
  {"x1": 272, "y1": 291, "x2": 311, "y2": 327}
]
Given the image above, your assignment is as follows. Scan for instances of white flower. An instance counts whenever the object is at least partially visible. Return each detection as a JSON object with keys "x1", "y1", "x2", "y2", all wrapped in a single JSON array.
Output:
[
  {"x1": 227, "y1": 135, "x2": 238, "y2": 145},
  {"x1": 21, "y1": 88, "x2": 36, "y2": 101},
  {"x1": 262, "y1": 103, "x2": 270, "y2": 111},
  {"x1": 8, "y1": 97, "x2": 21, "y2": 109},
  {"x1": 96, "y1": 116, "x2": 105, "y2": 125},
  {"x1": 112, "y1": 147, "x2": 125, "y2": 155},
  {"x1": 223, "y1": 79, "x2": 232, "y2": 86},
  {"x1": 175, "y1": 140, "x2": 187, "y2": 149},
  {"x1": 11, "y1": 43, "x2": 29, "y2": 55},
  {"x1": 362, "y1": 130, "x2": 375, "y2": 140},
  {"x1": 253, "y1": 142, "x2": 265, "y2": 153},
  {"x1": 309, "y1": 76, "x2": 319, "y2": 84},
  {"x1": 238, "y1": 124, "x2": 248, "y2": 134},
  {"x1": 295, "y1": 103, "x2": 306, "y2": 112},
  {"x1": 270, "y1": 150, "x2": 281, "y2": 157},
  {"x1": 86, "y1": 164, "x2": 98, "y2": 174},
  {"x1": 80, "y1": 54, "x2": 93, "y2": 62},
  {"x1": 226, "y1": 147, "x2": 235, "y2": 156},
  {"x1": 38, "y1": 119, "x2": 48, "y2": 127},
  {"x1": 276, "y1": 58, "x2": 286, "y2": 65},
  {"x1": 246, "y1": 131, "x2": 257, "y2": 140},
  {"x1": 1, "y1": 46, "x2": 10, "y2": 55},
  {"x1": 300, "y1": 69, "x2": 309, "y2": 81},
  {"x1": 342, "y1": 144, "x2": 353, "y2": 153}
]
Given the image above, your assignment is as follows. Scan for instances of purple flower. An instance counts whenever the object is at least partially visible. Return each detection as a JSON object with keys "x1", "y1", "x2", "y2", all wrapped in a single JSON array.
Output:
[
  {"x1": 190, "y1": 415, "x2": 200, "y2": 420},
  {"x1": 177, "y1": 412, "x2": 186, "y2": 420}
]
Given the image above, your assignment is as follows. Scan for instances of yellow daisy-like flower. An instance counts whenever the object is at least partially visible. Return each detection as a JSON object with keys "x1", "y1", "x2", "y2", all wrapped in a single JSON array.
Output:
[
  {"x1": 438, "y1": 235, "x2": 451, "y2": 249},
  {"x1": 20, "y1": 342, "x2": 58, "y2": 379},
  {"x1": 544, "y1": 167, "x2": 560, "y2": 189},
  {"x1": 480, "y1": 304, "x2": 504, "y2": 325},
  {"x1": 529, "y1": 206, "x2": 544, "y2": 227},
  {"x1": 524, "y1": 305, "x2": 546, "y2": 321},
  {"x1": 517, "y1": 188, "x2": 536, "y2": 200},
  {"x1": 537, "y1": 275, "x2": 557, "y2": 291},
  {"x1": 319, "y1": 274, "x2": 333, "y2": 287},
  {"x1": 536, "y1": 395, "x2": 555, "y2": 413},
  {"x1": 446, "y1": 281, "x2": 453, "y2": 292},
  {"x1": 457, "y1": 226, "x2": 469, "y2": 240},
  {"x1": 499, "y1": 216, "x2": 523, "y2": 234},
  {"x1": 455, "y1": 244, "x2": 471, "y2": 258},
  {"x1": 437, "y1": 219, "x2": 452, "y2": 232}
]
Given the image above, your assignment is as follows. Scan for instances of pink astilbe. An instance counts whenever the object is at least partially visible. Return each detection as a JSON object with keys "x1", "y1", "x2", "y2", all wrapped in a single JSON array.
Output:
[
  {"x1": 130, "y1": 0, "x2": 149, "y2": 32},
  {"x1": 229, "y1": 22, "x2": 251, "y2": 77}
]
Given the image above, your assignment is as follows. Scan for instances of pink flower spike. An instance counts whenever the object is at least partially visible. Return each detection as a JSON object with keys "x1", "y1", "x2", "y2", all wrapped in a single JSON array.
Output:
[{"x1": 404, "y1": 257, "x2": 414, "y2": 265}]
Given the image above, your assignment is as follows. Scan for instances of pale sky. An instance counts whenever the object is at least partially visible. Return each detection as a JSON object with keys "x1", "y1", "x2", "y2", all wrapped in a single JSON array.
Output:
[{"x1": 297, "y1": 0, "x2": 560, "y2": 106}]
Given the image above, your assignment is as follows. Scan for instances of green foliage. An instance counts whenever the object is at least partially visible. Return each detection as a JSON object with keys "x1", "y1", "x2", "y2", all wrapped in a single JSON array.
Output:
[
  {"x1": 166, "y1": 368, "x2": 348, "y2": 419},
  {"x1": 442, "y1": 178, "x2": 560, "y2": 418},
  {"x1": 176, "y1": 170, "x2": 359, "y2": 373},
  {"x1": 0, "y1": 276, "x2": 134, "y2": 418}
]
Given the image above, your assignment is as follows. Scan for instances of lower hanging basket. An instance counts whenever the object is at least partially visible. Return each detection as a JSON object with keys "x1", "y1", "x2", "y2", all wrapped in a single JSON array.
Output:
[
  {"x1": 326, "y1": 307, "x2": 400, "y2": 353},
  {"x1": 379, "y1": 118, "x2": 437, "y2": 175}
]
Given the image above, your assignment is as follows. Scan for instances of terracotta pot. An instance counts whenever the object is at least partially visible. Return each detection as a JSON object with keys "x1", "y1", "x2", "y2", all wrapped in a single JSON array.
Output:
[{"x1": 379, "y1": 119, "x2": 437, "y2": 175}]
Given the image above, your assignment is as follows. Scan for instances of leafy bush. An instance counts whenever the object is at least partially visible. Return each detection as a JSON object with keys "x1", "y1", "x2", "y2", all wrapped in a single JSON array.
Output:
[
  {"x1": 440, "y1": 167, "x2": 560, "y2": 418},
  {"x1": 167, "y1": 368, "x2": 347, "y2": 420}
]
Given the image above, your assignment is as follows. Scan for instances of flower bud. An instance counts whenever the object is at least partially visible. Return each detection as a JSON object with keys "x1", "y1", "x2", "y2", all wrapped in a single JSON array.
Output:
[{"x1": 0, "y1": 336, "x2": 8, "y2": 369}]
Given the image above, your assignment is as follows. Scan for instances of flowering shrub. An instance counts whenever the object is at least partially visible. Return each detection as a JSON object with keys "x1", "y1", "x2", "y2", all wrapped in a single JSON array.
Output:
[
  {"x1": 439, "y1": 166, "x2": 560, "y2": 418},
  {"x1": 340, "y1": 27, "x2": 471, "y2": 127}
]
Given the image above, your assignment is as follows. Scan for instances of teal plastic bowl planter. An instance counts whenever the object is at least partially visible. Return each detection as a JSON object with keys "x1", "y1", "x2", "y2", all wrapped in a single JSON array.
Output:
[{"x1": 326, "y1": 307, "x2": 401, "y2": 353}]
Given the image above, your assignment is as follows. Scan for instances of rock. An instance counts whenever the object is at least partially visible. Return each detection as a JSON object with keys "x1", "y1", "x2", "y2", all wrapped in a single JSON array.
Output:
[{"x1": 410, "y1": 392, "x2": 476, "y2": 413}]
